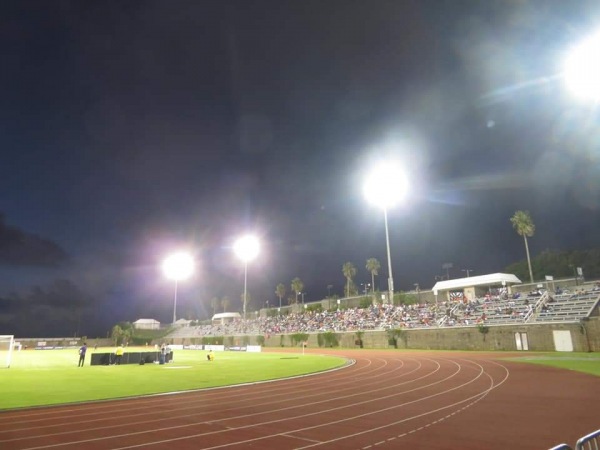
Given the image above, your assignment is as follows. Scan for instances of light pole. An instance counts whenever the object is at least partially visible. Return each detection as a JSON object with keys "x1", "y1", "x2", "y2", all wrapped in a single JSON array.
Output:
[
  {"x1": 461, "y1": 269, "x2": 474, "y2": 277},
  {"x1": 233, "y1": 235, "x2": 259, "y2": 321},
  {"x1": 364, "y1": 161, "x2": 408, "y2": 304},
  {"x1": 442, "y1": 262, "x2": 453, "y2": 280},
  {"x1": 414, "y1": 283, "x2": 421, "y2": 303},
  {"x1": 361, "y1": 283, "x2": 371, "y2": 295},
  {"x1": 162, "y1": 252, "x2": 194, "y2": 325}
]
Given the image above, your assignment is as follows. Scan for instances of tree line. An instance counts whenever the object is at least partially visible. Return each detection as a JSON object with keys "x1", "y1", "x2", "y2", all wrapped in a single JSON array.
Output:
[{"x1": 508, "y1": 210, "x2": 599, "y2": 282}]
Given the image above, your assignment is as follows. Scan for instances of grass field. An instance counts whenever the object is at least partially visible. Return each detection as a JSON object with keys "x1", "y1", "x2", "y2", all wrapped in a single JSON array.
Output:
[
  {"x1": 508, "y1": 352, "x2": 600, "y2": 376},
  {"x1": 0, "y1": 347, "x2": 347, "y2": 410}
]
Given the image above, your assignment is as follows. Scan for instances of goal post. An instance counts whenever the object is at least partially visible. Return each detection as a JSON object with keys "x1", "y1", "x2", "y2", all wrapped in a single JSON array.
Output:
[{"x1": 0, "y1": 335, "x2": 15, "y2": 368}]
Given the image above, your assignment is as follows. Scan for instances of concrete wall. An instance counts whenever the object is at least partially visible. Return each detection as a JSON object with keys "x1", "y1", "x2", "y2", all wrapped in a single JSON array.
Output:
[{"x1": 254, "y1": 318, "x2": 600, "y2": 352}]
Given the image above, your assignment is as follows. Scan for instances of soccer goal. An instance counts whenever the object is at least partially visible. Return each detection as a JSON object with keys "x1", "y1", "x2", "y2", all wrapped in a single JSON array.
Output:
[{"x1": 0, "y1": 335, "x2": 15, "y2": 368}]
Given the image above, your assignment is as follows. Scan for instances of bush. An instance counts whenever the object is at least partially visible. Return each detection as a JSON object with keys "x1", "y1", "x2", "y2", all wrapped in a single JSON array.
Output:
[
  {"x1": 130, "y1": 327, "x2": 173, "y2": 345},
  {"x1": 478, "y1": 325, "x2": 490, "y2": 341},
  {"x1": 359, "y1": 297, "x2": 372, "y2": 309},
  {"x1": 355, "y1": 331, "x2": 364, "y2": 348},
  {"x1": 317, "y1": 332, "x2": 340, "y2": 348},
  {"x1": 393, "y1": 292, "x2": 418, "y2": 306},
  {"x1": 305, "y1": 304, "x2": 323, "y2": 313},
  {"x1": 387, "y1": 328, "x2": 405, "y2": 348},
  {"x1": 256, "y1": 335, "x2": 265, "y2": 346},
  {"x1": 290, "y1": 333, "x2": 310, "y2": 346}
]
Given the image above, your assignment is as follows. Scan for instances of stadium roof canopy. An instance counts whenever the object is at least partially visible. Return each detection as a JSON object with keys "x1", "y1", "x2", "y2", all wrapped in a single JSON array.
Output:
[{"x1": 432, "y1": 273, "x2": 522, "y2": 292}]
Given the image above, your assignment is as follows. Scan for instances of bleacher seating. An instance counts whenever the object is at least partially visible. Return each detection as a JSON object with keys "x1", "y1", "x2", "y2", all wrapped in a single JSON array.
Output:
[
  {"x1": 534, "y1": 292, "x2": 599, "y2": 322},
  {"x1": 164, "y1": 285, "x2": 599, "y2": 339}
]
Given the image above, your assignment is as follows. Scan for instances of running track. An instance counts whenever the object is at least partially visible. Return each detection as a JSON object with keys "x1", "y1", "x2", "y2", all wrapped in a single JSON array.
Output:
[{"x1": 1, "y1": 349, "x2": 599, "y2": 450}]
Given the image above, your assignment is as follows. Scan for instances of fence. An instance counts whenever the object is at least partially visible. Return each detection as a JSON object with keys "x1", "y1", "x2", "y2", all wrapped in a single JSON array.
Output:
[{"x1": 550, "y1": 428, "x2": 600, "y2": 450}]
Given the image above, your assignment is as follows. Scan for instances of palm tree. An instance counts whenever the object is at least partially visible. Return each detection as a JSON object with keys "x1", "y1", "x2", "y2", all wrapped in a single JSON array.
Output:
[
  {"x1": 111, "y1": 325, "x2": 123, "y2": 345},
  {"x1": 221, "y1": 296, "x2": 231, "y2": 312},
  {"x1": 510, "y1": 210, "x2": 535, "y2": 283},
  {"x1": 342, "y1": 262, "x2": 357, "y2": 297},
  {"x1": 291, "y1": 277, "x2": 304, "y2": 304},
  {"x1": 210, "y1": 297, "x2": 219, "y2": 316},
  {"x1": 275, "y1": 283, "x2": 286, "y2": 308},
  {"x1": 366, "y1": 258, "x2": 380, "y2": 294}
]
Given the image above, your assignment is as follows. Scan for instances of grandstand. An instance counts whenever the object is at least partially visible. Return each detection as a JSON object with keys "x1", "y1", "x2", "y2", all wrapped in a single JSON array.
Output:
[
  {"x1": 534, "y1": 290, "x2": 598, "y2": 322},
  {"x1": 163, "y1": 281, "x2": 599, "y2": 352}
]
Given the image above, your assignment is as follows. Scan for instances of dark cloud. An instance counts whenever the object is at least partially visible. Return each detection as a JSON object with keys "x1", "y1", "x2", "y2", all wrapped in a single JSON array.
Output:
[
  {"x1": 0, "y1": 215, "x2": 69, "y2": 267},
  {"x1": 0, "y1": 278, "x2": 93, "y2": 337}
]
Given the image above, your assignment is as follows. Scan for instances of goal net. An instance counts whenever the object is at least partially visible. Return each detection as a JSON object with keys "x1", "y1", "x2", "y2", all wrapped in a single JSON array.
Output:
[{"x1": 0, "y1": 335, "x2": 14, "y2": 368}]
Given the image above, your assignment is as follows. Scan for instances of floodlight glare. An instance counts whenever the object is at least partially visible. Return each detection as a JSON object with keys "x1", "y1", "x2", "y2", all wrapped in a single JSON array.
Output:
[
  {"x1": 162, "y1": 252, "x2": 194, "y2": 325},
  {"x1": 363, "y1": 162, "x2": 408, "y2": 210},
  {"x1": 233, "y1": 235, "x2": 260, "y2": 263},
  {"x1": 162, "y1": 252, "x2": 194, "y2": 281},
  {"x1": 234, "y1": 235, "x2": 260, "y2": 321},
  {"x1": 363, "y1": 160, "x2": 408, "y2": 305},
  {"x1": 564, "y1": 30, "x2": 600, "y2": 102}
]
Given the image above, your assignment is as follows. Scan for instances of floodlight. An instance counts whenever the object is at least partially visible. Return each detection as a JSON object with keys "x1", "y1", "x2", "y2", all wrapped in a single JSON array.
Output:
[
  {"x1": 162, "y1": 252, "x2": 194, "y2": 324},
  {"x1": 162, "y1": 252, "x2": 194, "y2": 281},
  {"x1": 564, "y1": 30, "x2": 600, "y2": 102},
  {"x1": 234, "y1": 235, "x2": 260, "y2": 320},
  {"x1": 363, "y1": 162, "x2": 408, "y2": 210},
  {"x1": 233, "y1": 235, "x2": 260, "y2": 263},
  {"x1": 363, "y1": 161, "x2": 409, "y2": 304}
]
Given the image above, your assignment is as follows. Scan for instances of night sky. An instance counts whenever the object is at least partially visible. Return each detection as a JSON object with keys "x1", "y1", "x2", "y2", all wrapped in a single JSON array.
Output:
[{"x1": 1, "y1": 1, "x2": 600, "y2": 338}]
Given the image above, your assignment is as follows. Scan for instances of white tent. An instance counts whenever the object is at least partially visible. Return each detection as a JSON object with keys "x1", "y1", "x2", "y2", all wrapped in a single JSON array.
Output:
[
  {"x1": 174, "y1": 318, "x2": 192, "y2": 327},
  {"x1": 211, "y1": 312, "x2": 242, "y2": 324},
  {"x1": 432, "y1": 273, "x2": 522, "y2": 301},
  {"x1": 132, "y1": 318, "x2": 161, "y2": 330}
]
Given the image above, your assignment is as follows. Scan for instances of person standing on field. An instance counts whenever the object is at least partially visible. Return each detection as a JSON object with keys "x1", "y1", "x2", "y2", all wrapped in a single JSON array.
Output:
[
  {"x1": 78, "y1": 342, "x2": 87, "y2": 367},
  {"x1": 115, "y1": 344, "x2": 124, "y2": 365}
]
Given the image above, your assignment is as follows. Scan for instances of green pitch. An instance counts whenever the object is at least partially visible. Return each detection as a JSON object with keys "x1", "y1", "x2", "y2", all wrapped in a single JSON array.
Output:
[
  {"x1": 0, "y1": 347, "x2": 347, "y2": 410},
  {"x1": 508, "y1": 352, "x2": 600, "y2": 376}
]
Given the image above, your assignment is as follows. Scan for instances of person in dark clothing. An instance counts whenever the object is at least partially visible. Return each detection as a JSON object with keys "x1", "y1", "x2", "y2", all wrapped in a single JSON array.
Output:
[{"x1": 78, "y1": 343, "x2": 87, "y2": 367}]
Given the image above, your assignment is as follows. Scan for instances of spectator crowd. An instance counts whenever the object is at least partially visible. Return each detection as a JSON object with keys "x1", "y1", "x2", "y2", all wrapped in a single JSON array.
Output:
[{"x1": 169, "y1": 284, "x2": 600, "y2": 339}]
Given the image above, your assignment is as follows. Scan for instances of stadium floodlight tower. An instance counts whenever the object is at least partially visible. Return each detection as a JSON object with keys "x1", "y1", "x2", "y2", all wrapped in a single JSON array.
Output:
[
  {"x1": 233, "y1": 235, "x2": 260, "y2": 321},
  {"x1": 564, "y1": 29, "x2": 600, "y2": 103},
  {"x1": 364, "y1": 160, "x2": 408, "y2": 305},
  {"x1": 162, "y1": 252, "x2": 194, "y2": 325}
]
